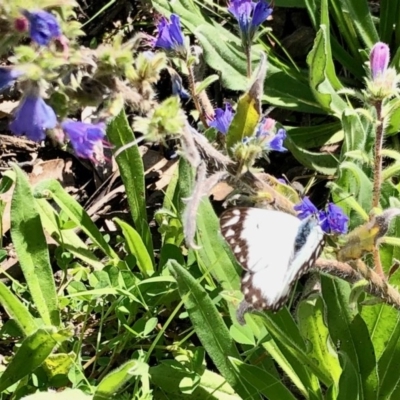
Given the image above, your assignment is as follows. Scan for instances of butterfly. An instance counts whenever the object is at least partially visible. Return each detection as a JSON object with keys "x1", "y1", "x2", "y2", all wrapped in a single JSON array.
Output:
[{"x1": 220, "y1": 207, "x2": 325, "y2": 322}]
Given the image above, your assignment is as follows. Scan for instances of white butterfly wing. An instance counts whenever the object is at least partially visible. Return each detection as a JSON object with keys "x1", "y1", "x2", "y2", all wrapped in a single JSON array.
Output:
[{"x1": 220, "y1": 207, "x2": 325, "y2": 311}]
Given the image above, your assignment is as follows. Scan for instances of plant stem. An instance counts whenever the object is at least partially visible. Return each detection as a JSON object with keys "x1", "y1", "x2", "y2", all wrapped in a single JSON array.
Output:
[
  {"x1": 188, "y1": 64, "x2": 209, "y2": 128},
  {"x1": 372, "y1": 100, "x2": 384, "y2": 209},
  {"x1": 372, "y1": 100, "x2": 385, "y2": 277},
  {"x1": 246, "y1": 45, "x2": 252, "y2": 78}
]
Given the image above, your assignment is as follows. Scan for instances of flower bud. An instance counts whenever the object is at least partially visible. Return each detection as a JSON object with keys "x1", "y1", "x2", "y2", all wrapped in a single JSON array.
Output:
[{"x1": 370, "y1": 42, "x2": 390, "y2": 81}]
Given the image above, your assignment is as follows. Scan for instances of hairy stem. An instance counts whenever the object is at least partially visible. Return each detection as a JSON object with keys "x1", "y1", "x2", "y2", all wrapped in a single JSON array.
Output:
[
  {"x1": 188, "y1": 64, "x2": 209, "y2": 128},
  {"x1": 372, "y1": 100, "x2": 384, "y2": 208},
  {"x1": 245, "y1": 45, "x2": 252, "y2": 78}
]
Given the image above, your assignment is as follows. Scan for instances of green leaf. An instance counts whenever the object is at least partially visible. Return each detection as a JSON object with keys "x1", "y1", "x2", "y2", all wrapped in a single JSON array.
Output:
[
  {"x1": 285, "y1": 136, "x2": 338, "y2": 175},
  {"x1": 107, "y1": 109, "x2": 154, "y2": 264},
  {"x1": 168, "y1": 260, "x2": 255, "y2": 399},
  {"x1": 11, "y1": 165, "x2": 60, "y2": 327},
  {"x1": 94, "y1": 360, "x2": 147, "y2": 400},
  {"x1": 297, "y1": 296, "x2": 342, "y2": 386},
  {"x1": 0, "y1": 281, "x2": 37, "y2": 336},
  {"x1": 379, "y1": 0, "x2": 400, "y2": 43},
  {"x1": 33, "y1": 179, "x2": 119, "y2": 262},
  {"x1": 174, "y1": 158, "x2": 241, "y2": 291},
  {"x1": 226, "y1": 54, "x2": 266, "y2": 154},
  {"x1": 195, "y1": 74, "x2": 219, "y2": 95},
  {"x1": 0, "y1": 327, "x2": 62, "y2": 392},
  {"x1": 307, "y1": 25, "x2": 347, "y2": 116},
  {"x1": 336, "y1": 0, "x2": 378, "y2": 48},
  {"x1": 35, "y1": 198, "x2": 103, "y2": 269},
  {"x1": 337, "y1": 352, "x2": 360, "y2": 400},
  {"x1": 287, "y1": 122, "x2": 343, "y2": 149},
  {"x1": 151, "y1": 363, "x2": 240, "y2": 399},
  {"x1": 230, "y1": 358, "x2": 297, "y2": 400},
  {"x1": 114, "y1": 218, "x2": 154, "y2": 277},
  {"x1": 363, "y1": 305, "x2": 400, "y2": 399},
  {"x1": 321, "y1": 276, "x2": 377, "y2": 399}
]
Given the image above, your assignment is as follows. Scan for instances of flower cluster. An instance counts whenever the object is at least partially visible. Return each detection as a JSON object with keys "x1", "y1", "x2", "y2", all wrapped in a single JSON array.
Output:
[
  {"x1": 6, "y1": 9, "x2": 105, "y2": 162},
  {"x1": 208, "y1": 104, "x2": 287, "y2": 153},
  {"x1": 228, "y1": 0, "x2": 273, "y2": 48},
  {"x1": 294, "y1": 197, "x2": 349, "y2": 235}
]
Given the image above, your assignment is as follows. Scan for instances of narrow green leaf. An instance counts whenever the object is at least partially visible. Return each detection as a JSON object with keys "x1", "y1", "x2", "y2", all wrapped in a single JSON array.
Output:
[
  {"x1": 114, "y1": 218, "x2": 154, "y2": 277},
  {"x1": 11, "y1": 165, "x2": 60, "y2": 327},
  {"x1": 297, "y1": 296, "x2": 342, "y2": 386},
  {"x1": 337, "y1": 352, "x2": 360, "y2": 400},
  {"x1": 107, "y1": 110, "x2": 154, "y2": 264},
  {"x1": 174, "y1": 158, "x2": 241, "y2": 291},
  {"x1": 336, "y1": 0, "x2": 379, "y2": 48},
  {"x1": 321, "y1": 276, "x2": 377, "y2": 399},
  {"x1": 307, "y1": 25, "x2": 347, "y2": 116},
  {"x1": 168, "y1": 260, "x2": 255, "y2": 399},
  {"x1": 195, "y1": 74, "x2": 219, "y2": 95},
  {"x1": 230, "y1": 358, "x2": 297, "y2": 400},
  {"x1": 379, "y1": 0, "x2": 400, "y2": 43},
  {"x1": 0, "y1": 281, "x2": 37, "y2": 336},
  {"x1": 94, "y1": 360, "x2": 144, "y2": 400},
  {"x1": 33, "y1": 179, "x2": 119, "y2": 262},
  {"x1": 35, "y1": 198, "x2": 103, "y2": 269},
  {"x1": 0, "y1": 327, "x2": 60, "y2": 392}
]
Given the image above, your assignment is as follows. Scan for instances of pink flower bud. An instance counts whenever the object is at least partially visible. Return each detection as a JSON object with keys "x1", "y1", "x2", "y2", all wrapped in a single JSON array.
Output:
[
  {"x1": 14, "y1": 16, "x2": 28, "y2": 32},
  {"x1": 370, "y1": 42, "x2": 390, "y2": 80}
]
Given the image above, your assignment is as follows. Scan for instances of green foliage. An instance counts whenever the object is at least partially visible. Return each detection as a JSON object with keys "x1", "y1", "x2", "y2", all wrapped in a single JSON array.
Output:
[{"x1": 3, "y1": 0, "x2": 400, "y2": 399}]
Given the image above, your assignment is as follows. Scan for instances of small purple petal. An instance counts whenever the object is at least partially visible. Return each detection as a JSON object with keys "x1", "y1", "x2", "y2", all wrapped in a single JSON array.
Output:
[
  {"x1": 370, "y1": 42, "x2": 390, "y2": 80},
  {"x1": 154, "y1": 14, "x2": 184, "y2": 51},
  {"x1": 21, "y1": 9, "x2": 61, "y2": 46},
  {"x1": 9, "y1": 94, "x2": 57, "y2": 141},
  {"x1": 267, "y1": 128, "x2": 287, "y2": 152},
  {"x1": 228, "y1": 0, "x2": 272, "y2": 40},
  {"x1": 0, "y1": 68, "x2": 22, "y2": 92},
  {"x1": 62, "y1": 120, "x2": 106, "y2": 160},
  {"x1": 320, "y1": 203, "x2": 349, "y2": 234},
  {"x1": 294, "y1": 197, "x2": 318, "y2": 220},
  {"x1": 208, "y1": 103, "x2": 235, "y2": 134}
]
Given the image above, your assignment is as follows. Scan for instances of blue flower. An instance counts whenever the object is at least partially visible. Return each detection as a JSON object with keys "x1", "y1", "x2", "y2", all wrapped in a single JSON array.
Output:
[
  {"x1": 228, "y1": 0, "x2": 272, "y2": 44},
  {"x1": 21, "y1": 9, "x2": 61, "y2": 46},
  {"x1": 62, "y1": 120, "x2": 106, "y2": 160},
  {"x1": 319, "y1": 203, "x2": 349, "y2": 235},
  {"x1": 9, "y1": 94, "x2": 57, "y2": 141},
  {"x1": 0, "y1": 67, "x2": 22, "y2": 92},
  {"x1": 208, "y1": 103, "x2": 235, "y2": 134},
  {"x1": 294, "y1": 197, "x2": 318, "y2": 220},
  {"x1": 295, "y1": 198, "x2": 348, "y2": 235},
  {"x1": 266, "y1": 128, "x2": 287, "y2": 152},
  {"x1": 155, "y1": 14, "x2": 185, "y2": 51}
]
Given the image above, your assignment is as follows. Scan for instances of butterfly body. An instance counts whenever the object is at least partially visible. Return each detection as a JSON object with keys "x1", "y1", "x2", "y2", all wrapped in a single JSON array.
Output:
[{"x1": 220, "y1": 207, "x2": 325, "y2": 315}]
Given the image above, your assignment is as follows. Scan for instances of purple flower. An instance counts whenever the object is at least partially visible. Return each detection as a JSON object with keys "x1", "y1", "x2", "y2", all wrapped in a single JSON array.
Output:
[
  {"x1": 21, "y1": 9, "x2": 61, "y2": 46},
  {"x1": 295, "y1": 198, "x2": 348, "y2": 234},
  {"x1": 154, "y1": 14, "x2": 185, "y2": 51},
  {"x1": 294, "y1": 197, "x2": 318, "y2": 220},
  {"x1": 0, "y1": 67, "x2": 22, "y2": 92},
  {"x1": 61, "y1": 120, "x2": 106, "y2": 160},
  {"x1": 319, "y1": 203, "x2": 349, "y2": 235},
  {"x1": 228, "y1": 0, "x2": 272, "y2": 43},
  {"x1": 208, "y1": 103, "x2": 235, "y2": 134},
  {"x1": 266, "y1": 128, "x2": 287, "y2": 152},
  {"x1": 370, "y1": 42, "x2": 390, "y2": 81},
  {"x1": 9, "y1": 94, "x2": 57, "y2": 141}
]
